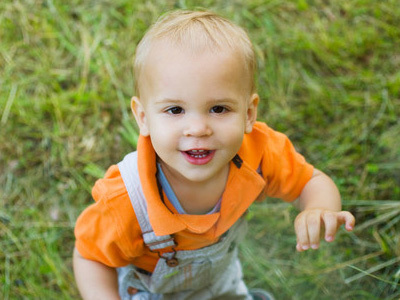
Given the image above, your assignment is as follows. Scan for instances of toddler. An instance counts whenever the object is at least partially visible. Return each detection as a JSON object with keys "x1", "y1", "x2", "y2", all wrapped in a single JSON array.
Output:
[{"x1": 73, "y1": 10, "x2": 355, "y2": 300}]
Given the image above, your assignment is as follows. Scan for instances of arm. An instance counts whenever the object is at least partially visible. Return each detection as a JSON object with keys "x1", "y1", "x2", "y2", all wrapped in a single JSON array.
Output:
[
  {"x1": 73, "y1": 247, "x2": 120, "y2": 300},
  {"x1": 293, "y1": 169, "x2": 355, "y2": 252}
]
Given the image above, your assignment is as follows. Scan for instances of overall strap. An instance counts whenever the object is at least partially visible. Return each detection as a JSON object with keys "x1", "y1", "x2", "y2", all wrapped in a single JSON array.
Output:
[{"x1": 117, "y1": 151, "x2": 176, "y2": 251}]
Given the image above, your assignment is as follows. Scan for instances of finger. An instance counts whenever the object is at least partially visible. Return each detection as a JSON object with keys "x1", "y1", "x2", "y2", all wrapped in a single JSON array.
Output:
[
  {"x1": 322, "y1": 211, "x2": 337, "y2": 242},
  {"x1": 294, "y1": 214, "x2": 310, "y2": 251},
  {"x1": 337, "y1": 211, "x2": 356, "y2": 231},
  {"x1": 306, "y1": 212, "x2": 321, "y2": 249}
]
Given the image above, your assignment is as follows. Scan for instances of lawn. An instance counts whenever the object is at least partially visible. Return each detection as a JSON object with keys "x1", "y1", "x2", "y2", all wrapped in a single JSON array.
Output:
[{"x1": 1, "y1": 0, "x2": 399, "y2": 299}]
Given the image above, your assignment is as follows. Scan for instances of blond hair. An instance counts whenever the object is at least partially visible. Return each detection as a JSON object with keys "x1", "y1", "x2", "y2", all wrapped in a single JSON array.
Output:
[{"x1": 134, "y1": 10, "x2": 256, "y2": 96}]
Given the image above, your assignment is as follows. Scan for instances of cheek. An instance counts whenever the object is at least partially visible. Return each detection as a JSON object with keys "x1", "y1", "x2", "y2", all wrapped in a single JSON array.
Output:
[
  {"x1": 148, "y1": 120, "x2": 178, "y2": 148},
  {"x1": 149, "y1": 133, "x2": 172, "y2": 158},
  {"x1": 217, "y1": 122, "x2": 245, "y2": 148}
]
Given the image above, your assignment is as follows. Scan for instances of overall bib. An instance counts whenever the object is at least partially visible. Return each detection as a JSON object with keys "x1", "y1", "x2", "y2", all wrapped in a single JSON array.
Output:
[{"x1": 117, "y1": 151, "x2": 252, "y2": 300}]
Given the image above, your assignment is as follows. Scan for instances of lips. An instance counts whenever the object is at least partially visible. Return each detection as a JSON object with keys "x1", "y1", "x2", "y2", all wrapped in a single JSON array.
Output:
[{"x1": 182, "y1": 149, "x2": 215, "y2": 165}]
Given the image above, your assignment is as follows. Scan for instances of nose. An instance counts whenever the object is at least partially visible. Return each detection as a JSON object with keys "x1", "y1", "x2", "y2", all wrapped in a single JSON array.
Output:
[{"x1": 183, "y1": 115, "x2": 212, "y2": 137}]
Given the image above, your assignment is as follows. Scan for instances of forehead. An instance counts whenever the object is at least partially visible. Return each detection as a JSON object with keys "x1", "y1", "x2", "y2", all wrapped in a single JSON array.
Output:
[
  {"x1": 139, "y1": 40, "x2": 251, "y2": 99},
  {"x1": 146, "y1": 37, "x2": 244, "y2": 64}
]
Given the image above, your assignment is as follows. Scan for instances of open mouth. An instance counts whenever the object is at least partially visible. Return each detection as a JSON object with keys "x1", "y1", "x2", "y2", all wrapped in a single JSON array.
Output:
[
  {"x1": 185, "y1": 149, "x2": 212, "y2": 158},
  {"x1": 182, "y1": 149, "x2": 215, "y2": 165}
]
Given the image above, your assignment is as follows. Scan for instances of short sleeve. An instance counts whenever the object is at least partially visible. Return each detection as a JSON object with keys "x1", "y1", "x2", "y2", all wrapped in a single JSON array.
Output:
[
  {"x1": 74, "y1": 166, "x2": 144, "y2": 267},
  {"x1": 260, "y1": 126, "x2": 314, "y2": 202}
]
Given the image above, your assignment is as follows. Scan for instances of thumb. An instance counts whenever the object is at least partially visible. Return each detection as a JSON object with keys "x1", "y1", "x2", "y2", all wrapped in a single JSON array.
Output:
[{"x1": 337, "y1": 211, "x2": 355, "y2": 231}]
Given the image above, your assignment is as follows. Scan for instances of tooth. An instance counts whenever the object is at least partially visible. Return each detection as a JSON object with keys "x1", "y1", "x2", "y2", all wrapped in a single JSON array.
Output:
[{"x1": 190, "y1": 149, "x2": 206, "y2": 153}]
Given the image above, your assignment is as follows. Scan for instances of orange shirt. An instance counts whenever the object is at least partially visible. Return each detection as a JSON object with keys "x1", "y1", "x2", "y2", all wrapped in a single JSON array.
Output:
[{"x1": 74, "y1": 122, "x2": 314, "y2": 272}]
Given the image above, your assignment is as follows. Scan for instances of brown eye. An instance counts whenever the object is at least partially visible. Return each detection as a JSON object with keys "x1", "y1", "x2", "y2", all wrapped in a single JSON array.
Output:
[
  {"x1": 167, "y1": 106, "x2": 183, "y2": 114},
  {"x1": 210, "y1": 106, "x2": 226, "y2": 114}
]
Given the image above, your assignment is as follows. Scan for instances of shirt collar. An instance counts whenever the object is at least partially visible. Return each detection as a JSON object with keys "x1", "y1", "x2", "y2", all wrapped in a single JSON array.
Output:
[{"x1": 137, "y1": 135, "x2": 265, "y2": 237}]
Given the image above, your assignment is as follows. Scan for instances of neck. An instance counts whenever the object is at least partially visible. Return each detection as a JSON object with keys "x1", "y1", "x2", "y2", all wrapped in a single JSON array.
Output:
[{"x1": 160, "y1": 164, "x2": 230, "y2": 215}]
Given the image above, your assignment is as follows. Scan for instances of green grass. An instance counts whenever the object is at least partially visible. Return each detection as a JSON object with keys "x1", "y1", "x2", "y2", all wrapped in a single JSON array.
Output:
[{"x1": 1, "y1": 0, "x2": 399, "y2": 299}]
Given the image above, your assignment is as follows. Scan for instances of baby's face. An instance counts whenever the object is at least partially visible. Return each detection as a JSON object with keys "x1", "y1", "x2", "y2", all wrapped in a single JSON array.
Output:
[{"x1": 132, "y1": 41, "x2": 258, "y2": 185}]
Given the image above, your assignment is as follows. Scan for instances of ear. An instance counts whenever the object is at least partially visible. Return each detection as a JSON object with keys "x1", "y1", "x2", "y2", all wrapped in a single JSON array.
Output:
[
  {"x1": 131, "y1": 96, "x2": 150, "y2": 136},
  {"x1": 245, "y1": 93, "x2": 259, "y2": 134}
]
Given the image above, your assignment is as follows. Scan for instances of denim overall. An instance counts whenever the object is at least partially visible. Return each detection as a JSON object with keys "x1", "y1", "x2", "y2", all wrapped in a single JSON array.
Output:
[{"x1": 117, "y1": 151, "x2": 251, "y2": 300}]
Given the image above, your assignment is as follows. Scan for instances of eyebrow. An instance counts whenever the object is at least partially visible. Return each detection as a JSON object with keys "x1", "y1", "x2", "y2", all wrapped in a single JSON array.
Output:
[
  {"x1": 154, "y1": 97, "x2": 240, "y2": 105},
  {"x1": 154, "y1": 98, "x2": 185, "y2": 105}
]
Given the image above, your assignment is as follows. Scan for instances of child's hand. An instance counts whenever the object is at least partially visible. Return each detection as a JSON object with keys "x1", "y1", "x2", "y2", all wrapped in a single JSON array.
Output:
[{"x1": 294, "y1": 209, "x2": 355, "y2": 252}]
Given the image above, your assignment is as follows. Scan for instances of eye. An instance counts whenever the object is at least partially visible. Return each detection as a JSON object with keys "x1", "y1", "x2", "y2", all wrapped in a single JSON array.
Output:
[
  {"x1": 210, "y1": 105, "x2": 227, "y2": 114},
  {"x1": 166, "y1": 106, "x2": 184, "y2": 115}
]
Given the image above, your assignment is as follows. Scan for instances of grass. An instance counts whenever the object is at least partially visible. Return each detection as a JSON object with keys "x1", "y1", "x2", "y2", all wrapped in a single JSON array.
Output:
[{"x1": 1, "y1": 0, "x2": 399, "y2": 299}]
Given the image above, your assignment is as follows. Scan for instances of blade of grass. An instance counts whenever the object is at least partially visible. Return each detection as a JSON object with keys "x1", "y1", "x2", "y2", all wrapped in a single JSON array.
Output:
[
  {"x1": 355, "y1": 208, "x2": 400, "y2": 231},
  {"x1": 3, "y1": 255, "x2": 10, "y2": 300},
  {"x1": 1, "y1": 84, "x2": 17, "y2": 125},
  {"x1": 317, "y1": 250, "x2": 384, "y2": 274},
  {"x1": 345, "y1": 257, "x2": 400, "y2": 285}
]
